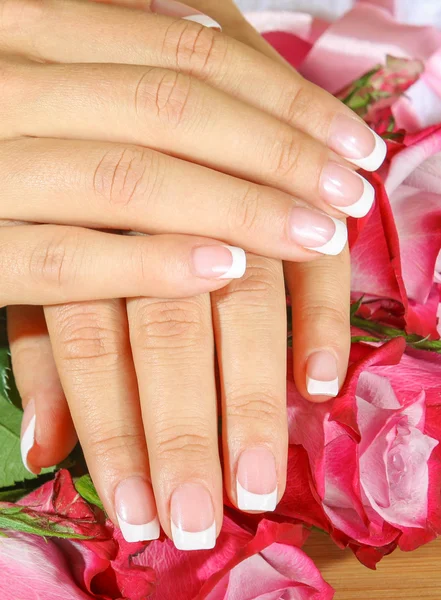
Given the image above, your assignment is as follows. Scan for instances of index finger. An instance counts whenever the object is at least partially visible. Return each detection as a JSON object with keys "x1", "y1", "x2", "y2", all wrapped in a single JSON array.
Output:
[{"x1": 1, "y1": 0, "x2": 385, "y2": 171}]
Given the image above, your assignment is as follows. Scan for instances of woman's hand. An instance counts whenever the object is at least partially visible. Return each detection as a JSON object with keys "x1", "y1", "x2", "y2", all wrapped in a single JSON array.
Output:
[{"x1": 5, "y1": 0, "x2": 382, "y2": 549}]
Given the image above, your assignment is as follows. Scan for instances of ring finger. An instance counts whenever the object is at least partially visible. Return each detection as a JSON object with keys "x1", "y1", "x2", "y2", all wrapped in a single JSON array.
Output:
[{"x1": 126, "y1": 293, "x2": 223, "y2": 550}]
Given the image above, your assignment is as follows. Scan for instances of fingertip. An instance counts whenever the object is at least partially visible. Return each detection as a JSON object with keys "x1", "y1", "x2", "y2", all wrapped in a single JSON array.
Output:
[{"x1": 298, "y1": 350, "x2": 346, "y2": 403}]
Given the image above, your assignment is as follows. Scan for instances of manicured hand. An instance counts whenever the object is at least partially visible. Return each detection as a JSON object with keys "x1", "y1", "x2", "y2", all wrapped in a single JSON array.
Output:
[{"x1": 6, "y1": 0, "x2": 383, "y2": 550}]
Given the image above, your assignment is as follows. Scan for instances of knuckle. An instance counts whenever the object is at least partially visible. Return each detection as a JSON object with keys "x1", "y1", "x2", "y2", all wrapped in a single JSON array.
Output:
[
  {"x1": 227, "y1": 185, "x2": 261, "y2": 236},
  {"x1": 226, "y1": 390, "x2": 283, "y2": 425},
  {"x1": 268, "y1": 130, "x2": 302, "y2": 179},
  {"x1": 163, "y1": 20, "x2": 226, "y2": 79},
  {"x1": 280, "y1": 84, "x2": 312, "y2": 126},
  {"x1": 302, "y1": 301, "x2": 349, "y2": 331},
  {"x1": 28, "y1": 226, "x2": 76, "y2": 289},
  {"x1": 215, "y1": 258, "x2": 283, "y2": 305},
  {"x1": 281, "y1": 82, "x2": 330, "y2": 138},
  {"x1": 134, "y1": 68, "x2": 193, "y2": 129},
  {"x1": 53, "y1": 303, "x2": 122, "y2": 367},
  {"x1": 87, "y1": 428, "x2": 145, "y2": 463},
  {"x1": 154, "y1": 426, "x2": 212, "y2": 463},
  {"x1": 92, "y1": 146, "x2": 159, "y2": 210},
  {"x1": 131, "y1": 299, "x2": 207, "y2": 350},
  {"x1": 10, "y1": 341, "x2": 40, "y2": 370}
]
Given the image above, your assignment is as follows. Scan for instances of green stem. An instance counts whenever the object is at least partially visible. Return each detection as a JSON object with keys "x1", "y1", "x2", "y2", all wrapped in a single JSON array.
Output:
[
  {"x1": 351, "y1": 335, "x2": 383, "y2": 344},
  {"x1": 351, "y1": 315, "x2": 441, "y2": 353}
]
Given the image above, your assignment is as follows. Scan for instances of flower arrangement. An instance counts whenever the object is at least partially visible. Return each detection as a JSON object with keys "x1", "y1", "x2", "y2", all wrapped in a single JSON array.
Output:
[{"x1": 1, "y1": 1, "x2": 441, "y2": 598}]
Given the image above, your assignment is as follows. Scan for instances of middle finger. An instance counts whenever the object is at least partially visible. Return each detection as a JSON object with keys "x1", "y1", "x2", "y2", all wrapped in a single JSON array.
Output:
[{"x1": 5, "y1": 59, "x2": 375, "y2": 221}]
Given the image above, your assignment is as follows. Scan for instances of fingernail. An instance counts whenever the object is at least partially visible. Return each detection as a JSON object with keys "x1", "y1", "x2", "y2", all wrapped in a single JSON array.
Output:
[
  {"x1": 170, "y1": 483, "x2": 216, "y2": 550},
  {"x1": 306, "y1": 351, "x2": 339, "y2": 397},
  {"x1": 236, "y1": 447, "x2": 278, "y2": 512},
  {"x1": 320, "y1": 162, "x2": 375, "y2": 218},
  {"x1": 289, "y1": 208, "x2": 347, "y2": 256},
  {"x1": 21, "y1": 400, "x2": 38, "y2": 474},
  {"x1": 329, "y1": 114, "x2": 387, "y2": 172},
  {"x1": 151, "y1": 0, "x2": 221, "y2": 29},
  {"x1": 115, "y1": 477, "x2": 160, "y2": 543},
  {"x1": 192, "y1": 245, "x2": 246, "y2": 279}
]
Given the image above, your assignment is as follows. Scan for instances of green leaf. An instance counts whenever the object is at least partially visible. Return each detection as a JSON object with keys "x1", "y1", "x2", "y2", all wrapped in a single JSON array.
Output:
[
  {"x1": 350, "y1": 296, "x2": 365, "y2": 318},
  {"x1": 0, "y1": 505, "x2": 91, "y2": 539},
  {"x1": 0, "y1": 389, "x2": 54, "y2": 489},
  {"x1": 0, "y1": 347, "x2": 22, "y2": 409},
  {"x1": 75, "y1": 475, "x2": 104, "y2": 512},
  {"x1": 0, "y1": 488, "x2": 29, "y2": 502}
]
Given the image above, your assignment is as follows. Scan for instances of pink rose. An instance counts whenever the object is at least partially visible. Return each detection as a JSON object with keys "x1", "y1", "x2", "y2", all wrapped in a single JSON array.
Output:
[
  {"x1": 348, "y1": 124, "x2": 441, "y2": 338},
  {"x1": 4, "y1": 471, "x2": 333, "y2": 600},
  {"x1": 279, "y1": 341, "x2": 441, "y2": 568}
]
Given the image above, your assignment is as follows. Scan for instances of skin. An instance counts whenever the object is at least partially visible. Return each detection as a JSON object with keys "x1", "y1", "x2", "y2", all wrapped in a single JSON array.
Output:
[{"x1": 5, "y1": 0, "x2": 353, "y2": 543}]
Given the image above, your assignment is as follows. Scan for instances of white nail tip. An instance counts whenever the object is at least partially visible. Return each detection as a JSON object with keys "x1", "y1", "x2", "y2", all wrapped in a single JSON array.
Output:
[
  {"x1": 348, "y1": 131, "x2": 387, "y2": 172},
  {"x1": 305, "y1": 217, "x2": 347, "y2": 256},
  {"x1": 171, "y1": 521, "x2": 216, "y2": 551},
  {"x1": 183, "y1": 15, "x2": 222, "y2": 29},
  {"x1": 236, "y1": 481, "x2": 278, "y2": 512},
  {"x1": 117, "y1": 515, "x2": 160, "y2": 543},
  {"x1": 20, "y1": 414, "x2": 36, "y2": 474},
  {"x1": 331, "y1": 176, "x2": 375, "y2": 218},
  {"x1": 306, "y1": 376, "x2": 339, "y2": 397},
  {"x1": 219, "y1": 245, "x2": 246, "y2": 279}
]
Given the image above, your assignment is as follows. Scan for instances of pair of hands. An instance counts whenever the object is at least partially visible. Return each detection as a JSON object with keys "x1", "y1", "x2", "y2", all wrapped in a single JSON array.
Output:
[{"x1": 5, "y1": 0, "x2": 385, "y2": 550}]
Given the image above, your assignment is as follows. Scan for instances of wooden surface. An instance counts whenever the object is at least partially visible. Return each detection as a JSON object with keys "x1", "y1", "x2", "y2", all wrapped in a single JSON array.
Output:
[{"x1": 304, "y1": 530, "x2": 441, "y2": 599}]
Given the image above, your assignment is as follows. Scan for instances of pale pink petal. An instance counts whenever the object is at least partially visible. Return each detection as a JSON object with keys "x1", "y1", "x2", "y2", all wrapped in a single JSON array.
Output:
[
  {"x1": 371, "y1": 351, "x2": 441, "y2": 407},
  {"x1": 360, "y1": 422, "x2": 395, "y2": 509},
  {"x1": 206, "y1": 544, "x2": 334, "y2": 600},
  {"x1": 436, "y1": 253, "x2": 441, "y2": 283},
  {"x1": 388, "y1": 185, "x2": 441, "y2": 303},
  {"x1": 386, "y1": 127, "x2": 441, "y2": 194},
  {"x1": 0, "y1": 533, "x2": 92, "y2": 600}
]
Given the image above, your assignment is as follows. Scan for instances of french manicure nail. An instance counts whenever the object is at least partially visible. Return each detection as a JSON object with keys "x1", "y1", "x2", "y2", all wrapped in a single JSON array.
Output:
[
  {"x1": 20, "y1": 399, "x2": 37, "y2": 474},
  {"x1": 192, "y1": 245, "x2": 246, "y2": 280},
  {"x1": 306, "y1": 351, "x2": 339, "y2": 397},
  {"x1": 328, "y1": 114, "x2": 387, "y2": 172},
  {"x1": 320, "y1": 162, "x2": 375, "y2": 218},
  {"x1": 170, "y1": 483, "x2": 216, "y2": 550},
  {"x1": 289, "y1": 208, "x2": 347, "y2": 256},
  {"x1": 115, "y1": 477, "x2": 160, "y2": 543},
  {"x1": 151, "y1": 0, "x2": 221, "y2": 29},
  {"x1": 183, "y1": 15, "x2": 221, "y2": 28},
  {"x1": 236, "y1": 447, "x2": 278, "y2": 512}
]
